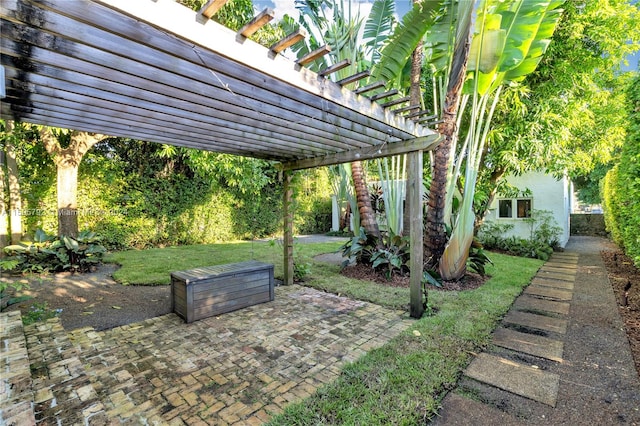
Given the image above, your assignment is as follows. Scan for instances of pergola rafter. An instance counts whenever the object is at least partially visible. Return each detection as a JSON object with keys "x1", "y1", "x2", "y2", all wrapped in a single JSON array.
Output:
[{"x1": 0, "y1": 0, "x2": 438, "y2": 313}]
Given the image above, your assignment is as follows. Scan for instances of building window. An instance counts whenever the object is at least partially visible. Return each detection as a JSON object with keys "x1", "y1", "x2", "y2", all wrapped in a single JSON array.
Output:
[
  {"x1": 498, "y1": 199, "x2": 512, "y2": 218},
  {"x1": 498, "y1": 198, "x2": 532, "y2": 219},
  {"x1": 516, "y1": 199, "x2": 532, "y2": 218}
]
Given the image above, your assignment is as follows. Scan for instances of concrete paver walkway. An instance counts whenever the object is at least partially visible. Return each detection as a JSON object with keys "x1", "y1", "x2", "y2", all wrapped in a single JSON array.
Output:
[
  {"x1": 433, "y1": 237, "x2": 640, "y2": 425},
  {"x1": 1, "y1": 285, "x2": 411, "y2": 424}
]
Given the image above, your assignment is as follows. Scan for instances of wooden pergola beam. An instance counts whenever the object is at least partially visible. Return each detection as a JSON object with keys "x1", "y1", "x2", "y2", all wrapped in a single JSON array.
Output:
[
  {"x1": 318, "y1": 59, "x2": 351, "y2": 77},
  {"x1": 270, "y1": 29, "x2": 307, "y2": 54},
  {"x1": 199, "y1": 0, "x2": 230, "y2": 18},
  {"x1": 370, "y1": 89, "x2": 399, "y2": 101},
  {"x1": 393, "y1": 104, "x2": 421, "y2": 114},
  {"x1": 296, "y1": 45, "x2": 331, "y2": 66},
  {"x1": 278, "y1": 134, "x2": 441, "y2": 171},
  {"x1": 238, "y1": 8, "x2": 274, "y2": 38},
  {"x1": 380, "y1": 96, "x2": 410, "y2": 108},
  {"x1": 354, "y1": 81, "x2": 385, "y2": 95},
  {"x1": 336, "y1": 70, "x2": 370, "y2": 87}
]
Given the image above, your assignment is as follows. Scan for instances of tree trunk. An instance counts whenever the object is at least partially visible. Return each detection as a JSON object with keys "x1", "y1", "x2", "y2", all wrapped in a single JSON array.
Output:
[
  {"x1": 5, "y1": 122, "x2": 22, "y2": 244},
  {"x1": 41, "y1": 128, "x2": 105, "y2": 238},
  {"x1": 408, "y1": 21, "x2": 425, "y2": 318},
  {"x1": 424, "y1": 17, "x2": 473, "y2": 266},
  {"x1": 57, "y1": 164, "x2": 79, "y2": 237},
  {"x1": 0, "y1": 148, "x2": 7, "y2": 255},
  {"x1": 351, "y1": 160, "x2": 381, "y2": 241}
]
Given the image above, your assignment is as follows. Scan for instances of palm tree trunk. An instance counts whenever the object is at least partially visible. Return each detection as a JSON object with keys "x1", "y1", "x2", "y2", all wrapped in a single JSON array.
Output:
[
  {"x1": 351, "y1": 160, "x2": 381, "y2": 241},
  {"x1": 424, "y1": 14, "x2": 474, "y2": 266}
]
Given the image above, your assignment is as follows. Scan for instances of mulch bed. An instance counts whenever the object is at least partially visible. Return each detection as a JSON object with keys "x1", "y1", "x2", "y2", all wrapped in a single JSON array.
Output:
[
  {"x1": 601, "y1": 249, "x2": 640, "y2": 376},
  {"x1": 340, "y1": 263, "x2": 488, "y2": 291}
]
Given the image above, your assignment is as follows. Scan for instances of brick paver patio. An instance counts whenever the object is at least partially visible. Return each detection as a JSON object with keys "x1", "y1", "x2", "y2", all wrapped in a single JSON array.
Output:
[{"x1": 2, "y1": 285, "x2": 412, "y2": 425}]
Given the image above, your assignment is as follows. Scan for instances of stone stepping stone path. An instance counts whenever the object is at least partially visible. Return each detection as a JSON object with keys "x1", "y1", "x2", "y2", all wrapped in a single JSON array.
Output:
[
  {"x1": 465, "y1": 353, "x2": 560, "y2": 407},
  {"x1": 459, "y1": 253, "x2": 578, "y2": 409}
]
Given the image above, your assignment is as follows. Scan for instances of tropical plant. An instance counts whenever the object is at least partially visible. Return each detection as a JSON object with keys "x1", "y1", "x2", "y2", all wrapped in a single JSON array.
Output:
[
  {"x1": 376, "y1": 155, "x2": 407, "y2": 236},
  {"x1": 287, "y1": 0, "x2": 399, "y2": 240},
  {"x1": 2, "y1": 229, "x2": 106, "y2": 273},
  {"x1": 374, "y1": 0, "x2": 564, "y2": 280},
  {"x1": 0, "y1": 279, "x2": 31, "y2": 312}
]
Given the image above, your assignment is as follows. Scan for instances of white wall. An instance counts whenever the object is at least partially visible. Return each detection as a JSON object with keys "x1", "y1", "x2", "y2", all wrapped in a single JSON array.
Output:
[{"x1": 484, "y1": 171, "x2": 571, "y2": 247}]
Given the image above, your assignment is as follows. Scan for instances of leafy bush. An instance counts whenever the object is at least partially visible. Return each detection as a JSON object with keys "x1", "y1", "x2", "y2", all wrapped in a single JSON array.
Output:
[
  {"x1": 2, "y1": 229, "x2": 106, "y2": 274},
  {"x1": 467, "y1": 239, "x2": 493, "y2": 276},
  {"x1": 341, "y1": 228, "x2": 410, "y2": 279},
  {"x1": 602, "y1": 75, "x2": 640, "y2": 267},
  {"x1": 478, "y1": 212, "x2": 560, "y2": 261}
]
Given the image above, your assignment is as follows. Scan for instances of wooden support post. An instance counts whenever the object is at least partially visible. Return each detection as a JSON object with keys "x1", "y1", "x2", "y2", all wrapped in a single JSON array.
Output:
[
  {"x1": 408, "y1": 150, "x2": 425, "y2": 318},
  {"x1": 283, "y1": 171, "x2": 294, "y2": 286}
]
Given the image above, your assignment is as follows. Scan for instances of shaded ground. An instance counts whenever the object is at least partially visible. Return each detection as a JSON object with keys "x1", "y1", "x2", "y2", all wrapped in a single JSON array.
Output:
[
  {"x1": 3, "y1": 264, "x2": 171, "y2": 331},
  {"x1": 601, "y1": 248, "x2": 640, "y2": 376}
]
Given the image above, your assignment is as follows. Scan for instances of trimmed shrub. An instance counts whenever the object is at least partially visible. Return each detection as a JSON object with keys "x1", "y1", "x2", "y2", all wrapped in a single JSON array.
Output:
[{"x1": 602, "y1": 75, "x2": 640, "y2": 266}]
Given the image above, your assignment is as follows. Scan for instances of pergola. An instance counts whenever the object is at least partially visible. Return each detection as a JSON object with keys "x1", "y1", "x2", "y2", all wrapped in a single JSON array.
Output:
[{"x1": 1, "y1": 0, "x2": 441, "y2": 316}]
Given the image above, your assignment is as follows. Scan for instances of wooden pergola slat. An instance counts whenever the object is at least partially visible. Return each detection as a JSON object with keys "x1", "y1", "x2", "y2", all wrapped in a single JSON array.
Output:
[
  {"x1": 238, "y1": 8, "x2": 274, "y2": 38},
  {"x1": 296, "y1": 45, "x2": 331, "y2": 66}
]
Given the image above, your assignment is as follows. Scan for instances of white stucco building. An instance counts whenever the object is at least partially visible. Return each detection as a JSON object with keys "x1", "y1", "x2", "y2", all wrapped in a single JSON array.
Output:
[{"x1": 484, "y1": 171, "x2": 572, "y2": 247}]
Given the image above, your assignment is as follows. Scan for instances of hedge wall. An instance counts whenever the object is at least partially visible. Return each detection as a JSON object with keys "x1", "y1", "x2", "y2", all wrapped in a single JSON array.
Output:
[
  {"x1": 602, "y1": 75, "x2": 640, "y2": 266},
  {"x1": 16, "y1": 139, "x2": 332, "y2": 249}
]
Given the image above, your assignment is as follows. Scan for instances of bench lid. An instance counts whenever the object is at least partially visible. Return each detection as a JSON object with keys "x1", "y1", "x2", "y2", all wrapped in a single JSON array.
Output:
[{"x1": 170, "y1": 260, "x2": 274, "y2": 282}]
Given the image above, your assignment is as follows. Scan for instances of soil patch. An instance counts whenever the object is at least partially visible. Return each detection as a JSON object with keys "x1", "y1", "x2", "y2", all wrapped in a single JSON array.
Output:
[
  {"x1": 601, "y1": 249, "x2": 640, "y2": 376},
  {"x1": 3, "y1": 264, "x2": 171, "y2": 331},
  {"x1": 340, "y1": 263, "x2": 488, "y2": 291}
]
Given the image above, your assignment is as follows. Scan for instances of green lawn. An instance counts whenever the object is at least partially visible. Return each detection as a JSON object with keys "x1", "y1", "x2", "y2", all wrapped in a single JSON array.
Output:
[
  {"x1": 105, "y1": 241, "x2": 542, "y2": 423},
  {"x1": 104, "y1": 240, "x2": 345, "y2": 285}
]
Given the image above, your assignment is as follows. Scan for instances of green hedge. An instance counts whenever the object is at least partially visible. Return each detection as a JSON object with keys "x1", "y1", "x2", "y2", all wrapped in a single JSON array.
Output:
[
  {"x1": 602, "y1": 75, "x2": 640, "y2": 266},
  {"x1": 19, "y1": 151, "x2": 332, "y2": 249}
]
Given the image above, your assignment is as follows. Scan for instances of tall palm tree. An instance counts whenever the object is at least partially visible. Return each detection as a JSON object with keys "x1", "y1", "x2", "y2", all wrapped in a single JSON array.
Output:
[
  {"x1": 373, "y1": 0, "x2": 564, "y2": 279},
  {"x1": 287, "y1": 0, "x2": 396, "y2": 240}
]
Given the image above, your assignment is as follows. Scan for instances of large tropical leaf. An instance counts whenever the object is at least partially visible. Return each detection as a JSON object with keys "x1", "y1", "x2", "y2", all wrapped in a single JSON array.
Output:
[
  {"x1": 363, "y1": 0, "x2": 396, "y2": 63},
  {"x1": 502, "y1": 0, "x2": 564, "y2": 82},
  {"x1": 370, "y1": 0, "x2": 444, "y2": 87}
]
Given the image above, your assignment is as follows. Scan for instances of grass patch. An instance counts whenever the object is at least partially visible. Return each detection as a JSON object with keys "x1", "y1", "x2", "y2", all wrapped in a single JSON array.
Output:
[
  {"x1": 104, "y1": 240, "x2": 345, "y2": 285},
  {"x1": 267, "y1": 253, "x2": 543, "y2": 425}
]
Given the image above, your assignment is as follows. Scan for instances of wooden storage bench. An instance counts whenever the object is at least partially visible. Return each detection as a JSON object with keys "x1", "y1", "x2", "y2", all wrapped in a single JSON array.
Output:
[{"x1": 171, "y1": 260, "x2": 274, "y2": 323}]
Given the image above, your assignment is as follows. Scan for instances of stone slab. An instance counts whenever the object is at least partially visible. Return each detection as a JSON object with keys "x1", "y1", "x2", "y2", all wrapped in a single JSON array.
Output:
[
  {"x1": 536, "y1": 271, "x2": 576, "y2": 282},
  {"x1": 539, "y1": 265, "x2": 577, "y2": 275},
  {"x1": 531, "y1": 278, "x2": 574, "y2": 291},
  {"x1": 513, "y1": 295, "x2": 571, "y2": 316},
  {"x1": 431, "y1": 393, "x2": 527, "y2": 426},
  {"x1": 548, "y1": 255, "x2": 578, "y2": 265},
  {"x1": 493, "y1": 327, "x2": 564, "y2": 362},
  {"x1": 525, "y1": 285, "x2": 573, "y2": 301},
  {"x1": 543, "y1": 262, "x2": 577, "y2": 270},
  {"x1": 465, "y1": 353, "x2": 560, "y2": 407},
  {"x1": 504, "y1": 311, "x2": 568, "y2": 334}
]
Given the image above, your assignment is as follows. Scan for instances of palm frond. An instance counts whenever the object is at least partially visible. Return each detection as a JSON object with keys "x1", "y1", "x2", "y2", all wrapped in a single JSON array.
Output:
[
  {"x1": 363, "y1": 0, "x2": 396, "y2": 63},
  {"x1": 370, "y1": 0, "x2": 444, "y2": 87}
]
